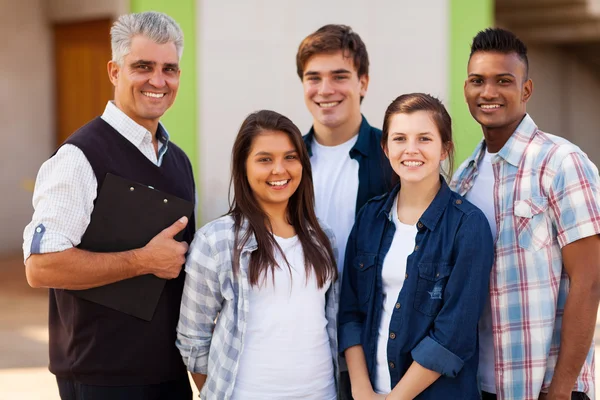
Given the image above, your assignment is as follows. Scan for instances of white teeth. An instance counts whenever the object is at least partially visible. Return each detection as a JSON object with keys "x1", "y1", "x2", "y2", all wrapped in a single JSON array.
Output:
[
  {"x1": 320, "y1": 101, "x2": 340, "y2": 108},
  {"x1": 142, "y1": 92, "x2": 165, "y2": 98},
  {"x1": 268, "y1": 180, "x2": 289, "y2": 186},
  {"x1": 402, "y1": 161, "x2": 423, "y2": 167},
  {"x1": 480, "y1": 104, "x2": 501, "y2": 109}
]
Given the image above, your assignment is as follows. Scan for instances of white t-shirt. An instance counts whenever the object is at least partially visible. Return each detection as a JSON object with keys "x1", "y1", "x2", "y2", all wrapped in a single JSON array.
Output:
[
  {"x1": 374, "y1": 195, "x2": 418, "y2": 394},
  {"x1": 231, "y1": 235, "x2": 336, "y2": 400},
  {"x1": 311, "y1": 136, "x2": 360, "y2": 273},
  {"x1": 465, "y1": 149, "x2": 497, "y2": 394}
]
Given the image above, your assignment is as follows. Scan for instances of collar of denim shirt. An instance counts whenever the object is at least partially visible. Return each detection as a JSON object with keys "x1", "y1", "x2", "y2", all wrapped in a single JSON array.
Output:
[{"x1": 377, "y1": 175, "x2": 453, "y2": 232}]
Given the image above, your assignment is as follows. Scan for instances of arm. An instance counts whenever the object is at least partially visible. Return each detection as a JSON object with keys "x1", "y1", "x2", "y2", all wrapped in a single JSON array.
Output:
[
  {"x1": 386, "y1": 361, "x2": 440, "y2": 400},
  {"x1": 26, "y1": 217, "x2": 189, "y2": 289},
  {"x1": 339, "y1": 210, "x2": 383, "y2": 399},
  {"x1": 190, "y1": 373, "x2": 207, "y2": 393},
  {"x1": 405, "y1": 211, "x2": 494, "y2": 397},
  {"x1": 345, "y1": 345, "x2": 385, "y2": 399},
  {"x1": 23, "y1": 145, "x2": 188, "y2": 289},
  {"x1": 176, "y1": 230, "x2": 224, "y2": 393},
  {"x1": 546, "y1": 236, "x2": 600, "y2": 399},
  {"x1": 545, "y1": 152, "x2": 600, "y2": 400}
]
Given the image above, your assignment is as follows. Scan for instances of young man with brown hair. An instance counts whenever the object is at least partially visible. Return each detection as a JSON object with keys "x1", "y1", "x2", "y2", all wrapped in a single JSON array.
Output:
[{"x1": 297, "y1": 24, "x2": 394, "y2": 399}]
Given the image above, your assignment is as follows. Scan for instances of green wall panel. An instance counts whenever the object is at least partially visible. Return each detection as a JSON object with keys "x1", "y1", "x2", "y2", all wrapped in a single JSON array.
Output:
[
  {"x1": 449, "y1": 0, "x2": 493, "y2": 167},
  {"x1": 131, "y1": 0, "x2": 199, "y2": 213}
]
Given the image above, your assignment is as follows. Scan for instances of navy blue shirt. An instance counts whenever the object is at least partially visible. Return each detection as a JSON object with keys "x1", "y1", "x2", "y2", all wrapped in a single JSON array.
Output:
[
  {"x1": 338, "y1": 178, "x2": 493, "y2": 399},
  {"x1": 303, "y1": 115, "x2": 395, "y2": 213}
]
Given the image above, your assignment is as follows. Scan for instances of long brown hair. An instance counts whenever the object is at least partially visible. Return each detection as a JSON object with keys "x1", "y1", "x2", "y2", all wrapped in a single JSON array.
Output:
[
  {"x1": 382, "y1": 93, "x2": 455, "y2": 179},
  {"x1": 228, "y1": 110, "x2": 337, "y2": 288}
]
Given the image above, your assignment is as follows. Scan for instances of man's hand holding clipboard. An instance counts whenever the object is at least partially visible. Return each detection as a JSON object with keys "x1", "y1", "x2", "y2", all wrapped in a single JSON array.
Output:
[
  {"x1": 67, "y1": 173, "x2": 195, "y2": 321},
  {"x1": 134, "y1": 215, "x2": 189, "y2": 280}
]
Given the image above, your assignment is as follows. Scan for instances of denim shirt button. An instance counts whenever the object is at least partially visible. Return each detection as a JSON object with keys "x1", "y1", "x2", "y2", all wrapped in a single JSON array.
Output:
[
  {"x1": 414, "y1": 245, "x2": 419, "y2": 251},
  {"x1": 395, "y1": 302, "x2": 401, "y2": 309},
  {"x1": 405, "y1": 273, "x2": 408, "y2": 279},
  {"x1": 389, "y1": 361, "x2": 395, "y2": 369},
  {"x1": 455, "y1": 199, "x2": 462, "y2": 205},
  {"x1": 389, "y1": 332, "x2": 396, "y2": 340},
  {"x1": 359, "y1": 263, "x2": 364, "y2": 269},
  {"x1": 417, "y1": 222, "x2": 423, "y2": 229}
]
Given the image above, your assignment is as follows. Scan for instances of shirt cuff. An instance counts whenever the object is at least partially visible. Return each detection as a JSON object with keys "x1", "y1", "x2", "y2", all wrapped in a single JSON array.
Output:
[
  {"x1": 338, "y1": 321, "x2": 363, "y2": 354},
  {"x1": 557, "y1": 222, "x2": 600, "y2": 249},
  {"x1": 411, "y1": 336, "x2": 464, "y2": 378},
  {"x1": 23, "y1": 226, "x2": 75, "y2": 261},
  {"x1": 176, "y1": 339, "x2": 209, "y2": 374}
]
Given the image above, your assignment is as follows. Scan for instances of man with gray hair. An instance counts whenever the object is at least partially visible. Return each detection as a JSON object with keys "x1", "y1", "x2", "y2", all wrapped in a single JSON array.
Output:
[{"x1": 22, "y1": 11, "x2": 194, "y2": 399}]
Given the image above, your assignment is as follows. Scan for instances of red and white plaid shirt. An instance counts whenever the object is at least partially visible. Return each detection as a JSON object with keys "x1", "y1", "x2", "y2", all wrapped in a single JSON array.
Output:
[{"x1": 451, "y1": 114, "x2": 600, "y2": 400}]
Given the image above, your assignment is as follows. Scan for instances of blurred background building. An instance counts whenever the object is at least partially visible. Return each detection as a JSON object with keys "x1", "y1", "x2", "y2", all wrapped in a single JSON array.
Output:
[{"x1": 1, "y1": 0, "x2": 600, "y2": 398}]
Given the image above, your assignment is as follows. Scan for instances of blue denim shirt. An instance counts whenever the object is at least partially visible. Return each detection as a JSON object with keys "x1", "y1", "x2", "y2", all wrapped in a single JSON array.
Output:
[
  {"x1": 338, "y1": 178, "x2": 494, "y2": 399},
  {"x1": 303, "y1": 115, "x2": 395, "y2": 213}
]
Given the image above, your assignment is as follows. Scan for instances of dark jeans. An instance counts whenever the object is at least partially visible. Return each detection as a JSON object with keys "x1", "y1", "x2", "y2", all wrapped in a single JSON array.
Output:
[
  {"x1": 339, "y1": 370, "x2": 353, "y2": 400},
  {"x1": 56, "y1": 376, "x2": 192, "y2": 400},
  {"x1": 482, "y1": 391, "x2": 589, "y2": 400}
]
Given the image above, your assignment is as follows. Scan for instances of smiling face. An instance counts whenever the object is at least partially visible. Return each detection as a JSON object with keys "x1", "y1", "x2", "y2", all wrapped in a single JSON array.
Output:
[
  {"x1": 302, "y1": 51, "x2": 368, "y2": 136},
  {"x1": 384, "y1": 111, "x2": 448, "y2": 187},
  {"x1": 464, "y1": 51, "x2": 532, "y2": 150},
  {"x1": 246, "y1": 130, "x2": 303, "y2": 214},
  {"x1": 108, "y1": 35, "x2": 180, "y2": 132}
]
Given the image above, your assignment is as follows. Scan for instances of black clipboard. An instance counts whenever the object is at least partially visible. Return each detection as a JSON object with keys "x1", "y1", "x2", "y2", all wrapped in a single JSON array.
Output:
[{"x1": 67, "y1": 173, "x2": 194, "y2": 321}]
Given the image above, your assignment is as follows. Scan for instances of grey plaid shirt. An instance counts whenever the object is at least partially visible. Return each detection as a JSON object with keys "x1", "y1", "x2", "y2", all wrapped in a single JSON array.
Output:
[{"x1": 176, "y1": 215, "x2": 340, "y2": 399}]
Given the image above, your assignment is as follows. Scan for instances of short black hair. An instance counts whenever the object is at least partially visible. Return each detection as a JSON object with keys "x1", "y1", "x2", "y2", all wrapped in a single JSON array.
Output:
[{"x1": 470, "y1": 28, "x2": 529, "y2": 76}]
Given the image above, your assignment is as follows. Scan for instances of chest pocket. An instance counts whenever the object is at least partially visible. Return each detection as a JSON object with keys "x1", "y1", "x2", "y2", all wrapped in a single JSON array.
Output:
[
  {"x1": 413, "y1": 262, "x2": 451, "y2": 316},
  {"x1": 514, "y1": 196, "x2": 552, "y2": 251},
  {"x1": 352, "y1": 254, "x2": 377, "y2": 305}
]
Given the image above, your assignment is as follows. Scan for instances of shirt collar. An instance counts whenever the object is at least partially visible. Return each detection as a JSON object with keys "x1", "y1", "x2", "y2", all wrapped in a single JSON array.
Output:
[
  {"x1": 379, "y1": 176, "x2": 452, "y2": 231},
  {"x1": 305, "y1": 115, "x2": 373, "y2": 157},
  {"x1": 237, "y1": 215, "x2": 321, "y2": 253},
  {"x1": 459, "y1": 113, "x2": 538, "y2": 171},
  {"x1": 463, "y1": 139, "x2": 487, "y2": 170},
  {"x1": 101, "y1": 101, "x2": 170, "y2": 149},
  {"x1": 496, "y1": 113, "x2": 538, "y2": 167}
]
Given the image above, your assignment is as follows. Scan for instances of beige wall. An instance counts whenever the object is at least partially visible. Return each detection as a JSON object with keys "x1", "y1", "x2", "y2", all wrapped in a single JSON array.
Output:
[
  {"x1": 527, "y1": 46, "x2": 600, "y2": 167},
  {"x1": 46, "y1": 0, "x2": 127, "y2": 23},
  {"x1": 0, "y1": 0, "x2": 128, "y2": 256},
  {"x1": 198, "y1": 0, "x2": 449, "y2": 223},
  {"x1": 0, "y1": 0, "x2": 54, "y2": 255}
]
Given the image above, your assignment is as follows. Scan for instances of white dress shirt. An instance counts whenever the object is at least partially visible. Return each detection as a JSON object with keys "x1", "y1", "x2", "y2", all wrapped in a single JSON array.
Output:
[{"x1": 23, "y1": 101, "x2": 169, "y2": 261}]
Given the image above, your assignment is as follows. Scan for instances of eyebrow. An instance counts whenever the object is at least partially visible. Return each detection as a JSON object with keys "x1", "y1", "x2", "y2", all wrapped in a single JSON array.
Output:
[
  {"x1": 254, "y1": 150, "x2": 298, "y2": 156},
  {"x1": 391, "y1": 132, "x2": 434, "y2": 136},
  {"x1": 304, "y1": 68, "x2": 352, "y2": 77},
  {"x1": 468, "y1": 72, "x2": 516, "y2": 78},
  {"x1": 130, "y1": 60, "x2": 179, "y2": 69}
]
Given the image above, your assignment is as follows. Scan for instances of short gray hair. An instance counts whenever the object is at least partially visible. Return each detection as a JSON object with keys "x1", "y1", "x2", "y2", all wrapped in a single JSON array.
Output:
[{"x1": 110, "y1": 11, "x2": 184, "y2": 66}]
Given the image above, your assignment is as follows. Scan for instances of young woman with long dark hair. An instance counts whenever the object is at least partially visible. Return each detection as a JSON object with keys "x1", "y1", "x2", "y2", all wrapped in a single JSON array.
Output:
[{"x1": 176, "y1": 110, "x2": 339, "y2": 400}]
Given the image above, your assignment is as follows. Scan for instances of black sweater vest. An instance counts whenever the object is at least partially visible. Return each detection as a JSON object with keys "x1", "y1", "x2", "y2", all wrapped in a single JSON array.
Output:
[{"x1": 48, "y1": 117, "x2": 196, "y2": 385}]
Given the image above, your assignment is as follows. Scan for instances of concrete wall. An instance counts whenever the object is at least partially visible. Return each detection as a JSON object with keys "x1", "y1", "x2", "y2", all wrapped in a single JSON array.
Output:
[
  {"x1": 0, "y1": 0, "x2": 54, "y2": 255},
  {"x1": 198, "y1": 0, "x2": 449, "y2": 223},
  {"x1": 527, "y1": 46, "x2": 600, "y2": 168}
]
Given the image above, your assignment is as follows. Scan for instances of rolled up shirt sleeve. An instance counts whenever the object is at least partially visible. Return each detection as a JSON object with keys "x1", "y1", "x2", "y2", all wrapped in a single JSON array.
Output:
[
  {"x1": 411, "y1": 210, "x2": 494, "y2": 377},
  {"x1": 176, "y1": 230, "x2": 223, "y2": 374},
  {"x1": 23, "y1": 145, "x2": 97, "y2": 261}
]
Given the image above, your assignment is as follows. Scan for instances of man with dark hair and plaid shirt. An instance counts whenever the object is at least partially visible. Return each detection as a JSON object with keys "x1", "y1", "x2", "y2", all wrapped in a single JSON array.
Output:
[{"x1": 452, "y1": 27, "x2": 600, "y2": 400}]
